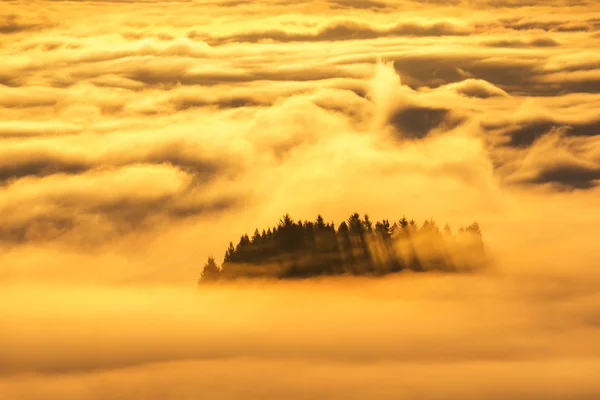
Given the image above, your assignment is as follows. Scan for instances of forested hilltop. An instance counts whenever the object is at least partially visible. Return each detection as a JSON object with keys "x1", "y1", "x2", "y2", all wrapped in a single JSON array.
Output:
[{"x1": 199, "y1": 213, "x2": 487, "y2": 283}]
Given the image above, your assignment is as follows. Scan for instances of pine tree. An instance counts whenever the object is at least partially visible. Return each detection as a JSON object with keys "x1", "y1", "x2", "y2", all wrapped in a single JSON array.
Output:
[
  {"x1": 315, "y1": 214, "x2": 326, "y2": 230},
  {"x1": 252, "y1": 229, "x2": 261, "y2": 244},
  {"x1": 199, "y1": 256, "x2": 220, "y2": 283},
  {"x1": 204, "y1": 211, "x2": 486, "y2": 281},
  {"x1": 399, "y1": 217, "x2": 408, "y2": 230},
  {"x1": 363, "y1": 214, "x2": 373, "y2": 233},
  {"x1": 224, "y1": 242, "x2": 235, "y2": 263},
  {"x1": 375, "y1": 219, "x2": 392, "y2": 241}
]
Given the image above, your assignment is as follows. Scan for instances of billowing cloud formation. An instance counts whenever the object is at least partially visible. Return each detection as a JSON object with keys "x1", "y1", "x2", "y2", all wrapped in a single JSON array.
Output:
[
  {"x1": 0, "y1": 0, "x2": 597, "y2": 254},
  {"x1": 0, "y1": 0, "x2": 597, "y2": 249},
  {"x1": 1, "y1": 0, "x2": 600, "y2": 398},
  {"x1": 192, "y1": 18, "x2": 473, "y2": 45}
]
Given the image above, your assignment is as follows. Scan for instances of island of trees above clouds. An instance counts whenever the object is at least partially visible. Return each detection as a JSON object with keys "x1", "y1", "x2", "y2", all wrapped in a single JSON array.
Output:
[{"x1": 199, "y1": 213, "x2": 487, "y2": 283}]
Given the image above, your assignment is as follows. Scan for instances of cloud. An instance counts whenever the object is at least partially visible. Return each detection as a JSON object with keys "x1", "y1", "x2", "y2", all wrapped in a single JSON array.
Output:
[
  {"x1": 0, "y1": 85, "x2": 59, "y2": 108},
  {"x1": 3, "y1": 357, "x2": 600, "y2": 399},
  {"x1": 0, "y1": 121, "x2": 81, "y2": 138},
  {"x1": 0, "y1": 122, "x2": 245, "y2": 243},
  {"x1": 0, "y1": 14, "x2": 48, "y2": 35},
  {"x1": 327, "y1": 0, "x2": 390, "y2": 9},
  {"x1": 0, "y1": 149, "x2": 89, "y2": 182},
  {"x1": 120, "y1": 61, "x2": 364, "y2": 87},
  {"x1": 388, "y1": 105, "x2": 452, "y2": 138},
  {"x1": 2, "y1": 265, "x2": 600, "y2": 397},
  {"x1": 197, "y1": 18, "x2": 473, "y2": 45},
  {"x1": 0, "y1": 164, "x2": 238, "y2": 244},
  {"x1": 1, "y1": 3, "x2": 600, "y2": 397},
  {"x1": 504, "y1": 18, "x2": 593, "y2": 32},
  {"x1": 347, "y1": 52, "x2": 545, "y2": 95},
  {"x1": 483, "y1": 37, "x2": 560, "y2": 48},
  {"x1": 527, "y1": 162, "x2": 600, "y2": 189},
  {"x1": 542, "y1": 52, "x2": 600, "y2": 73},
  {"x1": 498, "y1": 118, "x2": 600, "y2": 147},
  {"x1": 0, "y1": 134, "x2": 228, "y2": 183},
  {"x1": 0, "y1": 0, "x2": 597, "y2": 280},
  {"x1": 495, "y1": 130, "x2": 600, "y2": 190},
  {"x1": 438, "y1": 79, "x2": 509, "y2": 98},
  {"x1": 365, "y1": 62, "x2": 470, "y2": 138}
]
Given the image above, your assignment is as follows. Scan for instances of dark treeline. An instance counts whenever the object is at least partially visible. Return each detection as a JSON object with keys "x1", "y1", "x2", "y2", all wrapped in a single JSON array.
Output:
[{"x1": 199, "y1": 213, "x2": 487, "y2": 283}]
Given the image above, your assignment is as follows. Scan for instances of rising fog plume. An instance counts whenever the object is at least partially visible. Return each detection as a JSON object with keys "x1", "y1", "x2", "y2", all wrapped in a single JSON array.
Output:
[{"x1": 1, "y1": 0, "x2": 600, "y2": 399}]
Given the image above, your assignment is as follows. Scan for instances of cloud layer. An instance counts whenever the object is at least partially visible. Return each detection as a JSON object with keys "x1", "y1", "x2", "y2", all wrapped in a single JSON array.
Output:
[
  {"x1": 1, "y1": 0, "x2": 598, "y2": 276},
  {"x1": 1, "y1": 1, "x2": 600, "y2": 398},
  {"x1": 2, "y1": 268, "x2": 600, "y2": 399}
]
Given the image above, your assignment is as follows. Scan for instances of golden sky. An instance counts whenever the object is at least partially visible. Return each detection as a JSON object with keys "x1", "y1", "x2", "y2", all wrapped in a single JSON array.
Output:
[{"x1": 1, "y1": 1, "x2": 600, "y2": 398}]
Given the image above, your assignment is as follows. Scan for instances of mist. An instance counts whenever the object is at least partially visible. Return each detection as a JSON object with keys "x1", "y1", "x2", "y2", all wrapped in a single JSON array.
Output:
[
  {"x1": 2, "y1": 198, "x2": 600, "y2": 398},
  {"x1": 3, "y1": 201, "x2": 600, "y2": 398},
  {"x1": 3, "y1": 262, "x2": 600, "y2": 399},
  {"x1": 3, "y1": 0, "x2": 600, "y2": 398}
]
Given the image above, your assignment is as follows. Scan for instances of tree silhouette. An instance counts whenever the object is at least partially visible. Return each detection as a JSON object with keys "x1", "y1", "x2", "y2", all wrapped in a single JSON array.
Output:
[
  {"x1": 316, "y1": 214, "x2": 326, "y2": 229},
  {"x1": 399, "y1": 217, "x2": 408, "y2": 230},
  {"x1": 223, "y1": 242, "x2": 235, "y2": 263},
  {"x1": 363, "y1": 214, "x2": 373, "y2": 233},
  {"x1": 199, "y1": 212, "x2": 488, "y2": 283},
  {"x1": 251, "y1": 229, "x2": 261, "y2": 244},
  {"x1": 199, "y1": 256, "x2": 220, "y2": 283},
  {"x1": 375, "y1": 219, "x2": 392, "y2": 241}
]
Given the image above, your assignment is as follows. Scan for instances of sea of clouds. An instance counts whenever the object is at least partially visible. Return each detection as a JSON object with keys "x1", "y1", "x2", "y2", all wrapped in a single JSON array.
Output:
[{"x1": 1, "y1": 0, "x2": 600, "y2": 398}]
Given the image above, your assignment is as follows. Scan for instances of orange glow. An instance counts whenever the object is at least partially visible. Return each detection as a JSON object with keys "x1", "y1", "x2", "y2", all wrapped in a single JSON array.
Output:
[{"x1": 1, "y1": 0, "x2": 600, "y2": 398}]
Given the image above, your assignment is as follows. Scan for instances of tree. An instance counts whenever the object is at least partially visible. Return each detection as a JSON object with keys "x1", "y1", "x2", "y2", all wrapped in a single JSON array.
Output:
[
  {"x1": 236, "y1": 234, "x2": 250, "y2": 250},
  {"x1": 390, "y1": 221, "x2": 398, "y2": 237},
  {"x1": 399, "y1": 217, "x2": 408, "y2": 230},
  {"x1": 409, "y1": 219, "x2": 417, "y2": 233},
  {"x1": 443, "y1": 224, "x2": 452, "y2": 236},
  {"x1": 346, "y1": 212, "x2": 373, "y2": 272},
  {"x1": 205, "y1": 211, "x2": 486, "y2": 281},
  {"x1": 420, "y1": 220, "x2": 432, "y2": 233},
  {"x1": 251, "y1": 229, "x2": 262, "y2": 245},
  {"x1": 375, "y1": 219, "x2": 392, "y2": 241},
  {"x1": 363, "y1": 214, "x2": 373, "y2": 233},
  {"x1": 199, "y1": 256, "x2": 220, "y2": 283},
  {"x1": 466, "y1": 222, "x2": 481, "y2": 236},
  {"x1": 279, "y1": 213, "x2": 294, "y2": 228},
  {"x1": 348, "y1": 213, "x2": 364, "y2": 236},
  {"x1": 315, "y1": 214, "x2": 326, "y2": 230},
  {"x1": 277, "y1": 214, "x2": 306, "y2": 253},
  {"x1": 224, "y1": 242, "x2": 235, "y2": 263},
  {"x1": 337, "y1": 222, "x2": 352, "y2": 252},
  {"x1": 304, "y1": 221, "x2": 316, "y2": 250}
]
